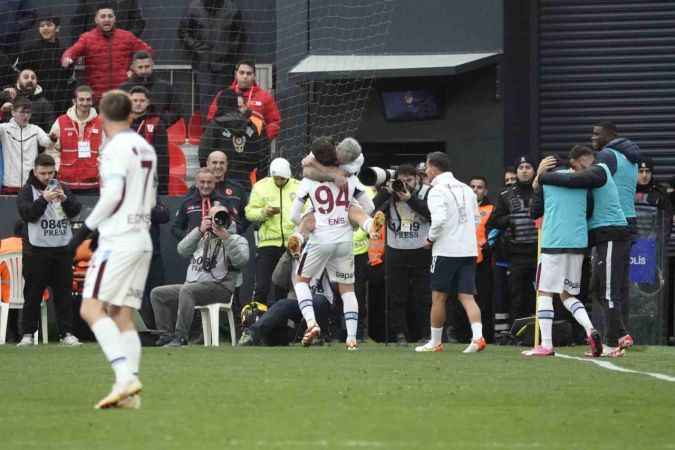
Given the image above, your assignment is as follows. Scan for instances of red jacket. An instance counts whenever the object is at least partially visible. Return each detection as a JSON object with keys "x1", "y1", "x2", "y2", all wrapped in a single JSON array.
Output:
[
  {"x1": 55, "y1": 112, "x2": 103, "y2": 190},
  {"x1": 62, "y1": 27, "x2": 153, "y2": 100},
  {"x1": 207, "y1": 81, "x2": 281, "y2": 140}
]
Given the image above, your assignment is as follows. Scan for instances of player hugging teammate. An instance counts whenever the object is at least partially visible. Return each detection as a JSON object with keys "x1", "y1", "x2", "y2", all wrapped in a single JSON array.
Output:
[{"x1": 289, "y1": 137, "x2": 384, "y2": 350}]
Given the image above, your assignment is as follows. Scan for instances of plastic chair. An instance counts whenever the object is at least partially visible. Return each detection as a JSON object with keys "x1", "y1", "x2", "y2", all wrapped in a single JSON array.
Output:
[
  {"x1": 195, "y1": 293, "x2": 236, "y2": 347},
  {"x1": 0, "y1": 252, "x2": 47, "y2": 344}
]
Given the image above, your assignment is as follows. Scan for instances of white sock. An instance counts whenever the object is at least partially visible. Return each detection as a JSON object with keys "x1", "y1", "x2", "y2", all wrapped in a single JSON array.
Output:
[
  {"x1": 537, "y1": 296, "x2": 554, "y2": 349},
  {"x1": 361, "y1": 217, "x2": 373, "y2": 233},
  {"x1": 91, "y1": 317, "x2": 132, "y2": 383},
  {"x1": 341, "y1": 291, "x2": 359, "y2": 340},
  {"x1": 562, "y1": 297, "x2": 594, "y2": 334},
  {"x1": 120, "y1": 330, "x2": 141, "y2": 376},
  {"x1": 294, "y1": 282, "x2": 316, "y2": 328},
  {"x1": 430, "y1": 327, "x2": 443, "y2": 346},
  {"x1": 470, "y1": 322, "x2": 483, "y2": 341}
]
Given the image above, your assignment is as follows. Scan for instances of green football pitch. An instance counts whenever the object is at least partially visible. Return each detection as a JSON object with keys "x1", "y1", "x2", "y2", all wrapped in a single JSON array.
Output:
[{"x1": 2, "y1": 343, "x2": 674, "y2": 450}]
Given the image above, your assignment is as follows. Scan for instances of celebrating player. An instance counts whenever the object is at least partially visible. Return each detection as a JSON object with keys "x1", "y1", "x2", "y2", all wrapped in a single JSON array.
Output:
[
  {"x1": 526, "y1": 155, "x2": 602, "y2": 357},
  {"x1": 290, "y1": 137, "x2": 363, "y2": 350},
  {"x1": 69, "y1": 90, "x2": 157, "y2": 409}
]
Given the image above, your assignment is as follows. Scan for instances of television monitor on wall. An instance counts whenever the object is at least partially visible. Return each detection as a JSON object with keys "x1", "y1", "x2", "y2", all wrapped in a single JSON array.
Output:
[{"x1": 381, "y1": 89, "x2": 444, "y2": 121}]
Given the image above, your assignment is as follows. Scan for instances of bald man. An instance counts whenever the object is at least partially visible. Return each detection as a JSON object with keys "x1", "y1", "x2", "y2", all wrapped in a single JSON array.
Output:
[{"x1": 205, "y1": 151, "x2": 250, "y2": 234}]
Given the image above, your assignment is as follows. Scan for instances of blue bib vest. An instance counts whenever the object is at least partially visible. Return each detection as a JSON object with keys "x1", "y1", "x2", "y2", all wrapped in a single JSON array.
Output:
[
  {"x1": 607, "y1": 148, "x2": 638, "y2": 219},
  {"x1": 541, "y1": 170, "x2": 588, "y2": 250},
  {"x1": 588, "y1": 163, "x2": 628, "y2": 230}
]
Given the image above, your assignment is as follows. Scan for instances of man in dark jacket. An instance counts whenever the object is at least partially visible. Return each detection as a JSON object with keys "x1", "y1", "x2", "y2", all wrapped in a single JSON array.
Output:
[
  {"x1": 171, "y1": 168, "x2": 228, "y2": 240},
  {"x1": 129, "y1": 85, "x2": 169, "y2": 194},
  {"x1": 487, "y1": 155, "x2": 539, "y2": 329},
  {"x1": 2, "y1": 69, "x2": 54, "y2": 132},
  {"x1": 199, "y1": 90, "x2": 269, "y2": 189},
  {"x1": 15, "y1": 11, "x2": 72, "y2": 113},
  {"x1": 70, "y1": 0, "x2": 145, "y2": 42},
  {"x1": 16, "y1": 153, "x2": 81, "y2": 346},
  {"x1": 177, "y1": 0, "x2": 245, "y2": 115},
  {"x1": 120, "y1": 50, "x2": 179, "y2": 126}
]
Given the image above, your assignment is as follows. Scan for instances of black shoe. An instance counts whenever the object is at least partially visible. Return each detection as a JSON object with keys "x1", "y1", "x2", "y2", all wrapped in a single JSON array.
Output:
[
  {"x1": 155, "y1": 334, "x2": 175, "y2": 347},
  {"x1": 238, "y1": 330, "x2": 257, "y2": 346},
  {"x1": 164, "y1": 336, "x2": 188, "y2": 347},
  {"x1": 396, "y1": 333, "x2": 408, "y2": 347}
]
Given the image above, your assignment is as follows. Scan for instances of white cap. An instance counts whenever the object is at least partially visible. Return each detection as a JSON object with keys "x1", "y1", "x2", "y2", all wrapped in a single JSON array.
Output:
[{"x1": 269, "y1": 157, "x2": 291, "y2": 179}]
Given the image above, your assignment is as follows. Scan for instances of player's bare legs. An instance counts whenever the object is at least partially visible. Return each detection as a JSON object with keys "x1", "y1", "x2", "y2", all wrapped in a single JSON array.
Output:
[
  {"x1": 457, "y1": 293, "x2": 486, "y2": 353},
  {"x1": 338, "y1": 283, "x2": 359, "y2": 350},
  {"x1": 294, "y1": 274, "x2": 321, "y2": 345},
  {"x1": 109, "y1": 305, "x2": 142, "y2": 408},
  {"x1": 80, "y1": 299, "x2": 142, "y2": 409}
]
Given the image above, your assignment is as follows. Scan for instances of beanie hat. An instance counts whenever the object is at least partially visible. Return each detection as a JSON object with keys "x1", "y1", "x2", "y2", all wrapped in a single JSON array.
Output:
[{"x1": 269, "y1": 158, "x2": 291, "y2": 179}]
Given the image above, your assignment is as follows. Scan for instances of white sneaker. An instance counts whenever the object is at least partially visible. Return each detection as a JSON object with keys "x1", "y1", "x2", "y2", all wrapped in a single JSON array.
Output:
[
  {"x1": 414, "y1": 341, "x2": 443, "y2": 352},
  {"x1": 60, "y1": 333, "x2": 82, "y2": 346},
  {"x1": 462, "y1": 337, "x2": 487, "y2": 353},
  {"x1": 115, "y1": 394, "x2": 141, "y2": 410},
  {"x1": 95, "y1": 377, "x2": 143, "y2": 410},
  {"x1": 16, "y1": 334, "x2": 34, "y2": 347}
]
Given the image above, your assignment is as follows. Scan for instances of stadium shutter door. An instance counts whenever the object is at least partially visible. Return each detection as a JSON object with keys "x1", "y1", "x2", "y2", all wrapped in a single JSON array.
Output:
[{"x1": 537, "y1": 0, "x2": 675, "y2": 184}]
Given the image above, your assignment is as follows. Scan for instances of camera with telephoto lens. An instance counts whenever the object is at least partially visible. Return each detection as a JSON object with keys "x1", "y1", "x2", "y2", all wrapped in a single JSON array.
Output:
[
  {"x1": 212, "y1": 209, "x2": 231, "y2": 229},
  {"x1": 358, "y1": 166, "x2": 399, "y2": 187}
]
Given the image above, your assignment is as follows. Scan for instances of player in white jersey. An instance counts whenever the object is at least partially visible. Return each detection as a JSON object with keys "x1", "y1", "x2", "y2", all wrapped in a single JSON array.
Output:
[
  {"x1": 289, "y1": 138, "x2": 363, "y2": 350},
  {"x1": 69, "y1": 90, "x2": 157, "y2": 410},
  {"x1": 287, "y1": 137, "x2": 384, "y2": 257}
]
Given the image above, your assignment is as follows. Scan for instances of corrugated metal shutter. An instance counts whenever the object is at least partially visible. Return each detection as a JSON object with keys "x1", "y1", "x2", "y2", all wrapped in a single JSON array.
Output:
[{"x1": 538, "y1": 0, "x2": 675, "y2": 182}]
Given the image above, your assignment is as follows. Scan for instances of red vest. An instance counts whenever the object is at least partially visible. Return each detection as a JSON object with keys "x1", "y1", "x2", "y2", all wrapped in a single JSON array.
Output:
[
  {"x1": 57, "y1": 114, "x2": 103, "y2": 190},
  {"x1": 136, "y1": 115, "x2": 161, "y2": 145}
]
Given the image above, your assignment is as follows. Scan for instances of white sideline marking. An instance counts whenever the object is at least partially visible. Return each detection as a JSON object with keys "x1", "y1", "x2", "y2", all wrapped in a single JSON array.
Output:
[{"x1": 556, "y1": 353, "x2": 675, "y2": 383}]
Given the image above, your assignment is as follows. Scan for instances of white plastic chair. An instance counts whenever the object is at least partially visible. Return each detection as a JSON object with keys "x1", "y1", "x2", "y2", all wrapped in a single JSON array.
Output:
[
  {"x1": 195, "y1": 292, "x2": 236, "y2": 347},
  {"x1": 0, "y1": 252, "x2": 48, "y2": 345}
]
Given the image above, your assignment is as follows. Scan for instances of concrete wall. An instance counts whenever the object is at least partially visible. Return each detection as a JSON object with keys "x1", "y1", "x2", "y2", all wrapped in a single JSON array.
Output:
[{"x1": 355, "y1": 66, "x2": 504, "y2": 189}]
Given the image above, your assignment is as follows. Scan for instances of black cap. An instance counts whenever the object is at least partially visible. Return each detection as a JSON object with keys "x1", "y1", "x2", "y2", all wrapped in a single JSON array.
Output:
[
  {"x1": 638, "y1": 157, "x2": 654, "y2": 171},
  {"x1": 515, "y1": 155, "x2": 536, "y2": 168}
]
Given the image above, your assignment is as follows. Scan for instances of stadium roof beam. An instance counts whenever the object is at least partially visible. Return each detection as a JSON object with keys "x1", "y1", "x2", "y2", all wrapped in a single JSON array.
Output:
[{"x1": 289, "y1": 52, "x2": 502, "y2": 81}]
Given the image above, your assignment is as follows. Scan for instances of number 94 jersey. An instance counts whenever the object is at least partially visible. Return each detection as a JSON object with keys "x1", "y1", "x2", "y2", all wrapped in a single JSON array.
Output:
[
  {"x1": 98, "y1": 130, "x2": 157, "y2": 244},
  {"x1": 296, "y1": 176, "x2": 360, "y2": 245}
]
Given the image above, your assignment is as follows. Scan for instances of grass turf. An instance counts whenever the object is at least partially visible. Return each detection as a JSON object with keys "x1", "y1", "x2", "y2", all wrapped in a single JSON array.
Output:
[{"x1": 1, "y1": 343, "x2": 675, "y2": 450}]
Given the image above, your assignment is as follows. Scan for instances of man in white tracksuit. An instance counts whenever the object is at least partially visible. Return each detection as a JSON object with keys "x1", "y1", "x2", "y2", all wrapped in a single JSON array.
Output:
[{"x1": 415, "y1": 151, "x2": 486, "y2": 354}]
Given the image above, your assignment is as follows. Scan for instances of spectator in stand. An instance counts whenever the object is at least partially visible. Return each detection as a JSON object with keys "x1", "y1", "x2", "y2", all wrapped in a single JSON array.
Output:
[
  {"x1": 199, "y1": 89, "x2": 269, "y2": 188},
  {"x1": 129, "y1": 85, "x2": 168, "y2": 194},
  {"x1": 504, "y1": 166, "x2": 517, "y2": 187},
  {"x1": 2, "y1": 69, "x2": 55, "y2": 132},
  {"x1": 207, "y1": 61, "x2": 280, "y2": 142},
  {"x1": 47, "y1": 85, "x2": 102, "y2": 194},
  {"x1": 177, "y1": 0, "x2": 245, "y2": 116},
  {"x1": 16, "y1": 153, "x2": 82, "y2": 346},
  {"x1": 245, "y1": 158, "x2": 299, "y2": 305},
  {"x1": 204, "y1": 150, "x2": 249, "y2": 233},
  {"x1": 0, "y1": 0, "x2": 36, "y2": 59},
  {"x1": 0, "y1": 97, "x2": 53, "y2": 193},
  {"x1": 373, "y1": 164, "x2": 432, "y2": 345},
  {"x1": 61, "y1": 3, "x2": 153, "y2": 101},
  {"x1": 70, "y1": 0, "x2": 145, "y2": 43},
  {"x1": 171, "y1": 167, "x2": 228, "y2": 240},
  {"x1": 15, "y1": 10, "x2": 72, "y2": 114},
  {"x1": 120, "y1": 51, "x2": 179, "y2": 126},
  {"x1": 151, "y1": 204, "x2": 249, "y2": 347},
  {"x1": 487, "y1": 156, "x2": 539, "y2": 330}
]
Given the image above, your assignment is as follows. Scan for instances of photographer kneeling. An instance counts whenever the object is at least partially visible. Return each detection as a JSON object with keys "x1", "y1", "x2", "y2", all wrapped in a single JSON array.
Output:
[{"x1": 151, "y1": 205, "x2": 249, "y2": 347}]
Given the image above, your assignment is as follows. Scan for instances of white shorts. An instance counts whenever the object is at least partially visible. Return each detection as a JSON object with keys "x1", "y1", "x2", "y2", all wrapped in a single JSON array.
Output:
[
  {"x1": 297, "y1": 241, "x2": 354, "y2": 284},
  {"x1": 536, "y1": 253, "x2": 583, "y2": 295},
  {"x1": 82, "y1": 247, "x2": 152, "y2": 309}
]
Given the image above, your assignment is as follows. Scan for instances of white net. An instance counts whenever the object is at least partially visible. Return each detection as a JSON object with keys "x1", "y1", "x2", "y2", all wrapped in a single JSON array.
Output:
[{"x1": 0, "y1": 0, "x2": 394, "y2": 194}]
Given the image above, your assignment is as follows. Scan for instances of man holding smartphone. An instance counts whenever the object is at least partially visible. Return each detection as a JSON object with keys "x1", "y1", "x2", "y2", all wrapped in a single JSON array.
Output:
[
  {"x1": 16, "y1": 153, "x2": 82, "y2": 346},
  {"x1": 245, "y1": 158, "x2": 299, "y2": 304}
]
